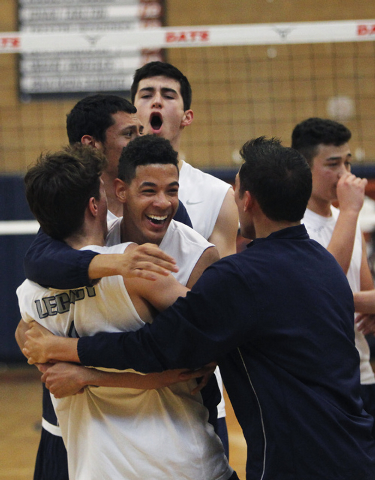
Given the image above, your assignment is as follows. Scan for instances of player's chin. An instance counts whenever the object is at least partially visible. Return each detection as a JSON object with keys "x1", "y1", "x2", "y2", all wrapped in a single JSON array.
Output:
[
  {"x1": 145, "y1": 231, "x2": 166, "y2": 245},
  {"x1": 144, "y1": 221, "x2": 170, "y2": 243}
]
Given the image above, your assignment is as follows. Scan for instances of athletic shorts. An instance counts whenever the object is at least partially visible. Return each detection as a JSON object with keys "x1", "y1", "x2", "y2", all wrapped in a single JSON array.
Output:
[{"x1": 33, "y1": 427, "x2": 68, "y2": 480}]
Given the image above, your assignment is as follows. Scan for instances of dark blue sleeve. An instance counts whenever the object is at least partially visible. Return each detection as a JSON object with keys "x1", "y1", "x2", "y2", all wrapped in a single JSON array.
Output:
[
  {"x1": 24, "y1": 229, "x2": 99, "y2": 289},
  {"x1": 174, "y1": 200, "x2": 192, "y2": 228},
  {"x1": 78, "y1": 261, "x2": 246, "y2": 371}
]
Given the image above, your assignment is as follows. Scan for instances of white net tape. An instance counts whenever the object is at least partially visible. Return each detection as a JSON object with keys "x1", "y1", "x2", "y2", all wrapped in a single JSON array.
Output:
[
  {"x1": 1, "y1": 20, "x2": 375, "y2": 54},
  {"x1": 0, "y1": 221, "x2": 39, "y2": 235}
]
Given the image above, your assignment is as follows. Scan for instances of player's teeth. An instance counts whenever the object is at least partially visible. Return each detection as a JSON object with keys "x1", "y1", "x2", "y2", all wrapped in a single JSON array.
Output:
[{"x1": 148, "y1": 215, "x2": 167, "y2": 221}]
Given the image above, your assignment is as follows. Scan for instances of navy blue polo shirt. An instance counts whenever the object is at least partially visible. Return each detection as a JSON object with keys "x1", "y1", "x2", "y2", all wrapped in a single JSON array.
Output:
[{"x1": 78, "y1": 225, "x2": 375, "y2": 479}]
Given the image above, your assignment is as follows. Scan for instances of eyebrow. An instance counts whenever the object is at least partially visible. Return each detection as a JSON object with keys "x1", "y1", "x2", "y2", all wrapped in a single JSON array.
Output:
[
  {"x1": 326, "y1": 153, "x2": 352, "y2": 160},
  {"x1": 138, "y1": 86, "x2": 179, "y2": 96},
  {"x1": 120, "y1": 124, "x2": 141, "y2": 132},
  {"x1": 140, "y1": 181, "x2": 179, "y2": 188}
]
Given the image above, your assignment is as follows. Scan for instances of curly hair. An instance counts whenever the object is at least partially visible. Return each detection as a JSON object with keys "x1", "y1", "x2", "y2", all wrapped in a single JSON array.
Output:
[{"x1": 118, "y1": 135, "x2": 178, "y2": 184}]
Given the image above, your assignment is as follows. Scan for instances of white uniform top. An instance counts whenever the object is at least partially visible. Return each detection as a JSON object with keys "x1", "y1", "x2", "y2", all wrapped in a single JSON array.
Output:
[
  {"x1": 178, "y1": 160, "x2": 231, "y2": 240},
  {"x1": 17, "y1": 241, "x2": 232, "y2": 480},
  {"x1": 107, "y1": 217, "x2": 213, "y2": 287},
  {"x1": 303, "y1": 206, "x2": 375, "y2": 384},
  {"x1": 179, "y1": 160, "x2": 230, "y2": 418}
]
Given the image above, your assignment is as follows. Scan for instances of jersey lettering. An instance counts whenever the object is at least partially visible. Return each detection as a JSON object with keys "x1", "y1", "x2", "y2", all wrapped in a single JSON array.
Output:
[{"x1": 34, "y1": 286, "x2": 96, "y2": 319}]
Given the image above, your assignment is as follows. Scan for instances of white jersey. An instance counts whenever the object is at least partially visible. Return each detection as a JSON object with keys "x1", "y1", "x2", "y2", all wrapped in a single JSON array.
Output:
[
  {"x1": 17, "y1": 242, "x2": 232, "y2": 480},
  {"x1": 179, "y1": 160, "x2": 230, "y2": 418},
  {"x1": 178, "y1": 160, "x2": 231, "y2": 240},
  {"x1": 303, "y1": 206, "x2": 375, "y2": 384},
  {"x1": 107, "y1": 217, "x2": 214, "y2": 286}
]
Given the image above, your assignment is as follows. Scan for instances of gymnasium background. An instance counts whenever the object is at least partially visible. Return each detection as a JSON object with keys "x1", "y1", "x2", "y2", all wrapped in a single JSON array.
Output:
[{"x1": 1, "y1": 0, "x2": 375, "y2": 362}]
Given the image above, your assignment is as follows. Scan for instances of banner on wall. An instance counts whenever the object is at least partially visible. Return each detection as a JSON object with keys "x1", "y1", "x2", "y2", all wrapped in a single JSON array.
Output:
[{"x1": 17, "y1": 0, "x2": 165, "y2": 101}]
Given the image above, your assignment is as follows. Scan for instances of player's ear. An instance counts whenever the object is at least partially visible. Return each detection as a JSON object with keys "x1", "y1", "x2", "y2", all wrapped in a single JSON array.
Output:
[
  {"x1": 81, "y1": 135, "x2": 102, "y2": 150},
  {"x1": 87, "y1": 196, "x2": 98, "y2": 217},
  {"x1": 180, "y1": 109, "x2": 194, "y2": 128},
  {"x1": 243, "y1": 191, "x2": 253, "y2": 212},
  {"x1": 114, "y1": 178, "x2": 127, "y2": 203}
]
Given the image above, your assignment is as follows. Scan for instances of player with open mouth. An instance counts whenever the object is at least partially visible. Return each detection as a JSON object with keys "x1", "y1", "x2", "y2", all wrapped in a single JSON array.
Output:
[
  {"x1": 114, "y1": 159, "x2": 180, "y2": 246},
  {"x1": 150, "y1": 112, "x2": 163, "y2": 132}
]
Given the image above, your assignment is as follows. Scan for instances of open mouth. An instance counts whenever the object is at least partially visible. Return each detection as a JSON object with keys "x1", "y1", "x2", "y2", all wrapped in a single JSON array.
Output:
[
  {"x1": 146, "y1": 214, "x2": 168, "y2": 226},
  {"x1": 150, "y1": 112, "x2": 163, "y2": 131}
]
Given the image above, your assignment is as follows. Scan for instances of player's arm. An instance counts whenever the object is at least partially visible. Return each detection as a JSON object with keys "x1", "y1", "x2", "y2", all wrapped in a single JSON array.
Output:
[
  {"x1": 24, "y1": 263, "x2": 243, "y2": 373},
  {"x1": 125, "y1": 268, "x2": 188, "y2": 313},
  {"x1": 23, "y1": 272, "x2": 189, "y2": 364},
  {"x1": 24, "y1": 230, "x2": 178, "y2": 289},
  {"x1": 354, "y1": 291, "x2": 375, "y2": 314},
  {"x1": 353, "y1": 234, "x2": 375, "y2": 334},
  {"x1": 326, "y1": 172, "x2": 367, "y2": 274},
  {"x1": 186, "y1": 246, "x2": 220, "y2": 289},
  {"x1": 36, "y1": 361, "x2": 216, "y2": 398},
  {"x1": 24, "y1": 228, "x2": 99, "y2": 288},
  {"x1": 88, "y1": 243, "x2": 178, "y2": 282},
  {"x1": 359, "y1": 233, "x2": 374, "y2": 291},
  {"x1": 15, "y1": 318, "x2": 30, "y2": 355},
  {"x1": 208, "y1": 188, "x2": 238, "y2": 258}
]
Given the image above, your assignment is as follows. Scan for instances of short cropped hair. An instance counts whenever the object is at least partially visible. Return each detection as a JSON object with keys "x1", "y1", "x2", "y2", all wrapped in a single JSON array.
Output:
[
  {"x1": 67, "y1": 94, "x2": 137, "y2": 144},
  {"x1": 130, "y1": 61, "x2": 192, "y2": 111},
  {"x1": 25, "y1": 144, "x2": 107, "y2": 240},
  {"x1": 118, "y1": 135, "x2": 178, "y2": 184},
  {"x1": 291, "y1": 117, "x2": 352, "y2": 166},
  {"x1": 239, "y1": 137, "x2": 312, "y2": 222}
]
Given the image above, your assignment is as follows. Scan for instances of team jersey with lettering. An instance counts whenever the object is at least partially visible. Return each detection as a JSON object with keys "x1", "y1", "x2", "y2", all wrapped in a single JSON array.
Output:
[{"x1": 17, "y1": 241, "x2": 232, "y2": 480}]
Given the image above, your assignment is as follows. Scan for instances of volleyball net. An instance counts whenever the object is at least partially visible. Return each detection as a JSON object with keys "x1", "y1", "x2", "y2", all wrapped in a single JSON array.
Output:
[{"x1": 1, "y1": 19, "x2": 375, "y2": 169}]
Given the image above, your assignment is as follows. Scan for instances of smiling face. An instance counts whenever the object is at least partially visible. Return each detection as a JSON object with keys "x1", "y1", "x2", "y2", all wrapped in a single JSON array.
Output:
[
  {"x1": 97, "y1": 111, "x2": 143, "y2": 180},
  {"x1": 133, "y1": 75, "x2": 193, "y2": 151},
  {"x1": 116, "y1": 163, "x2": 179, "y2": 245},
  {"x1": 309, "y1": 142, "x2": 352, "y2": 213}
]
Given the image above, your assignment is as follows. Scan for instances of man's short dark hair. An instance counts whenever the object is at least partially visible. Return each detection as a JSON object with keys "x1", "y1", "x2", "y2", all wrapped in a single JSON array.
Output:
[
  {"x1": 291, "y1": 117, "x2": 352, "y2": 166},
  {"x1": 130, "y1": 61, "x2": 192, "y2": 111},
  {"x1": 25, "y1": 144, "x2": 107, "y2": 240},
  {"x1": 118, "y1": 135, "x2": 179, "y2": 184},
  {"x1": 239, "y1": 137, "x2": 312, "y2": 222},
  {"x1": 67, "y1": 94, "x2": 137, "y2": 144}
]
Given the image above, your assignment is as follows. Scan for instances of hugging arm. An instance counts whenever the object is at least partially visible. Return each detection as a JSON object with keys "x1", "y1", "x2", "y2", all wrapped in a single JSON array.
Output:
[
  {"x1": 24, "y1": 229, "x2": 98, "y2": 288},
  {"x1": 24, "y1": 230, "x2": 178, "y2": 289}
]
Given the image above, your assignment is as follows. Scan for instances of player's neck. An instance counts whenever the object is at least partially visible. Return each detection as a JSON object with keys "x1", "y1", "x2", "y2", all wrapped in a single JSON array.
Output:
[
  {"x1": 65, "y1": 231, "x2": 106, "y2": 250},
  {"x1": 170, "y1": 135, "x2": 182, "y2": 167},
  {"x1": 101, "y1": 172, "x2": 123, "y2": 217},
  {"x1": 106, "y1": 196, "x2": 123, "y2": 217},
  {"x1": 307, "y1": 197, "x2": 332, "y2": 217},
  {"x1": 254, "y1": 218, "x2": 301, "y2": 238}
]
